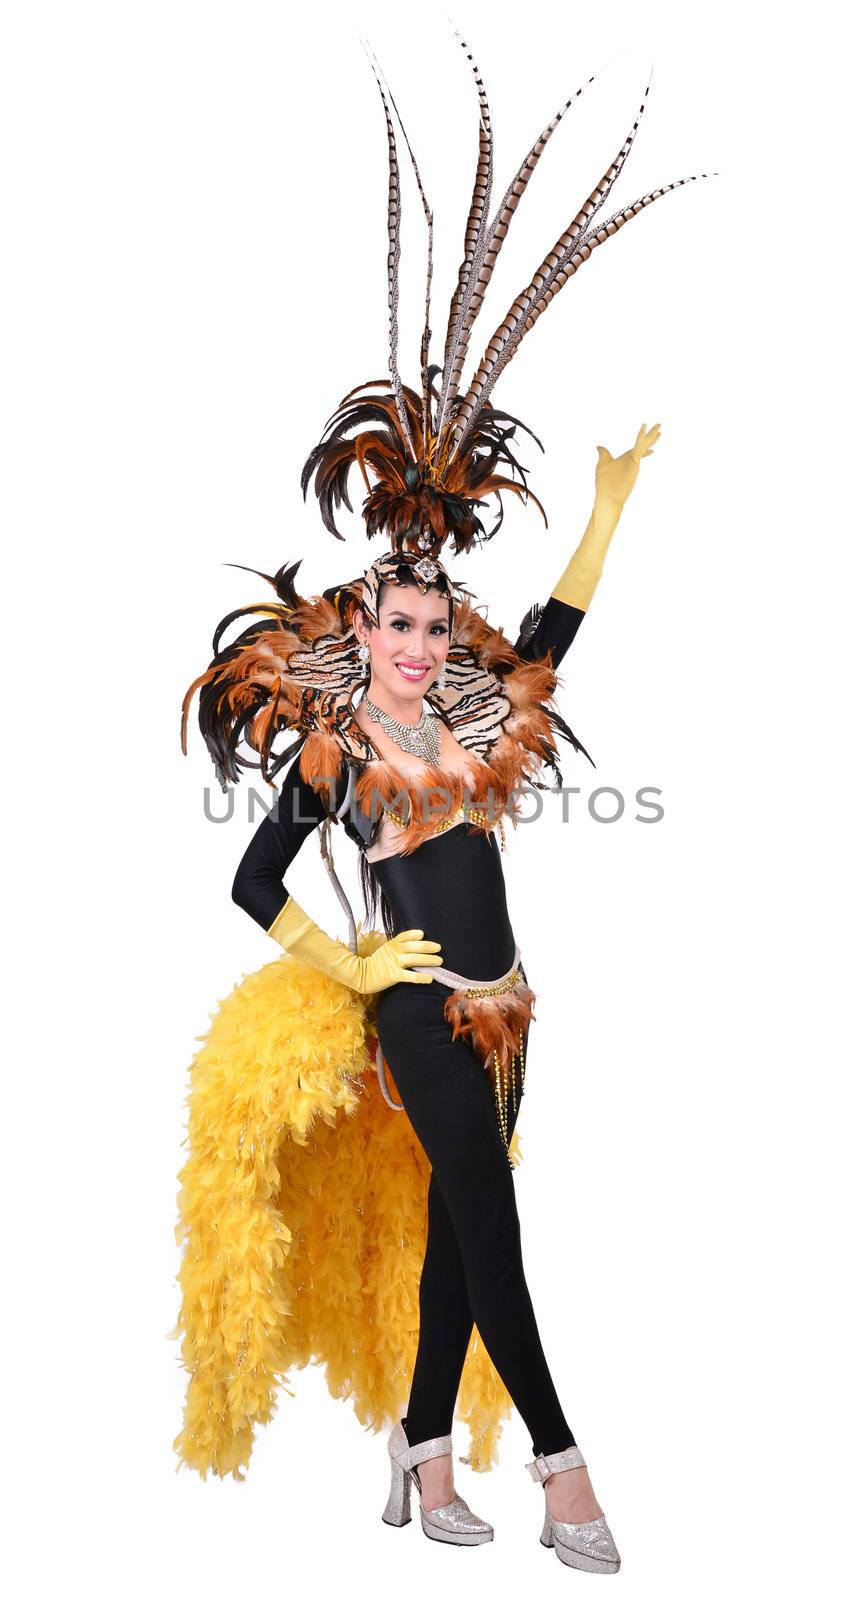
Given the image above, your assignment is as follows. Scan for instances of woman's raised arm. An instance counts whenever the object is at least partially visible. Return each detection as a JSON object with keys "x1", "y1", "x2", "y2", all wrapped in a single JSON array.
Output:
[{"x1": 516, "y1": 423, "x2": 660, "y2": 670}]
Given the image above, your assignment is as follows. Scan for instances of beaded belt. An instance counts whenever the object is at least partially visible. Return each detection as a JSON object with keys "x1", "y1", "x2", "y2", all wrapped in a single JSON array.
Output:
[
  {"x1": 430, "y1": 944, "x2": 522, "y2": 995},
  {"x1": 375, "y1": 943, "x2": 535, "y2": 1167}
]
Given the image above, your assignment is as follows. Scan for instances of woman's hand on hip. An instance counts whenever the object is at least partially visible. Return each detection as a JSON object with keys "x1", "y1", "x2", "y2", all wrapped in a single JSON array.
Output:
[{"x1": 357, "y1": 929, "x2": 443, "y2": 994}]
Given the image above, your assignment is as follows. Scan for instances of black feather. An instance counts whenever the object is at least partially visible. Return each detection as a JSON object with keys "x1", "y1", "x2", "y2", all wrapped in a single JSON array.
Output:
[{"x1": 514, "y1": 602, "x2": 543, "y2": 656}]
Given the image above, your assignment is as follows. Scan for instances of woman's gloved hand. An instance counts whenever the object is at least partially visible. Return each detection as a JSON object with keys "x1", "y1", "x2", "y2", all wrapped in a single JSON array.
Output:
[
  {"x1": 593, "y1": 421, "x2": 661, "y2": 509},
  {"x1": 266, "y1": 895, "x2": 443, "y2": 994},
  {"x1": 551, "y1": 422, "x2": 661, "y2": 611}
]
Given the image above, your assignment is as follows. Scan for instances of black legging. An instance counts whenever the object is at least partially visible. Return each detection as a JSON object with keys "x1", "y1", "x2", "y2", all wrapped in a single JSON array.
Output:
[{"x1": 375, "y1": 976, "x2": 577, "y2": 1459}]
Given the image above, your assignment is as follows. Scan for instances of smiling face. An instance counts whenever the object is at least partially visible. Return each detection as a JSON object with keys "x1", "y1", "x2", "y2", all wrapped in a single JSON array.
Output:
[{"x1": 354, "y1": 578, "x2": 451, "y2": 719}]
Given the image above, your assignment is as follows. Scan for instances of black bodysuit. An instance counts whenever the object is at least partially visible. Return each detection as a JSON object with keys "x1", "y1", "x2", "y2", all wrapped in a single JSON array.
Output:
[{"x1": 230, "y1": 595, "x2": 586, "y2": 1460}]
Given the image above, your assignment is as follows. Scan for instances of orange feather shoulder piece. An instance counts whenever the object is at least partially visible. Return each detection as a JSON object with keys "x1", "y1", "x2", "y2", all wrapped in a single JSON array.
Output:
[{"x1": 180, "y1": 559, "x2": 589, "y2": 833}]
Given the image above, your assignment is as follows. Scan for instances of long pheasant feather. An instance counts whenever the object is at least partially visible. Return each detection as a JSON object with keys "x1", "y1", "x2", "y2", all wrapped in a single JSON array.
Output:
[
  {"x1": 450, "y1": 86, "x2": 653, "y2": 455},
  {"x1": 364, "y1": 40, "x2": 435, "y2": 461},
  {"x1": 455, "y1": 172, "x2": 710, "y2": 451},
  {"x1": 438, "y1": 33, "x2": 493, "y2": 421},
  {"x1": 370, "y1": 68, "x2": 415, "y2": 459},
  {"x1": 436, "y1": 72, "x2": 597, "y2": 439}
]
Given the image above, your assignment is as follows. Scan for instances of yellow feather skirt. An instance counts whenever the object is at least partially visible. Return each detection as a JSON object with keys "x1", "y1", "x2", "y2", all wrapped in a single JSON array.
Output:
[{"x1": 170, "y1": 932, "x2": 522, "y2": 1481}]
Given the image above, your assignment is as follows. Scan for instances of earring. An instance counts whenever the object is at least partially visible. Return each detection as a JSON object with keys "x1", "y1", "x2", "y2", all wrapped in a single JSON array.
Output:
[
  {"x1": 358, "y1": 640, "x2": 370, "y2": 673},
  {"x1": 435, "y1": 662, "x2": 447, "y2": 690}
]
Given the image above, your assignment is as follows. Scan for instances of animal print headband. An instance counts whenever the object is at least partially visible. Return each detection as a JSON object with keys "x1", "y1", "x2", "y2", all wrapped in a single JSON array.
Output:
[{"x1": 357, "y1": 551, "x2": 474, "y2": 630}]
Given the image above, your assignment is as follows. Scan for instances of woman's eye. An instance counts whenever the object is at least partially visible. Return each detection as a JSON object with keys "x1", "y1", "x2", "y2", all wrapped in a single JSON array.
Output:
[{"x1": 390, "y1": 620, "x2": 448, "y2": 636}]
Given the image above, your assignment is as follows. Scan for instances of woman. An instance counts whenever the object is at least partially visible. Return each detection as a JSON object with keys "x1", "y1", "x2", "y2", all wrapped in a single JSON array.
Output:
[
  {"x1": 176, "y1": 37, "x2": 699, "y2": 1569},
  {"x1": 214, "y1": 424, "x2": 655, "y2": 1573}
]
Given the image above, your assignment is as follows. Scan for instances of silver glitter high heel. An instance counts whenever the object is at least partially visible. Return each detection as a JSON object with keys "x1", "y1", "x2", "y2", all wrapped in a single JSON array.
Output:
[
  {"x1": 382, "y1": 1419, "x2": 493, "y2": 1545},
  {"x1": 526, "y1": 1444, "x2": 621, "y2": 1574}
]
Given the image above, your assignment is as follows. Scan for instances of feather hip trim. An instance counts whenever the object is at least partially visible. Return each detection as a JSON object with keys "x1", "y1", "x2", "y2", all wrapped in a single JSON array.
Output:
[{"x1": 442, "y1": 974, "x2": 537, "y2": 1153}]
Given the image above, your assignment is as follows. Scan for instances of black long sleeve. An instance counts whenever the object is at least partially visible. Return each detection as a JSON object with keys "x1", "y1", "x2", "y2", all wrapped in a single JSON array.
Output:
[
  {"x1": 231, "y1": 759, "x2": 329, "y2": 932},
  {"x1": 514, "y1": 594, "x2": 586, "y2": 670}
]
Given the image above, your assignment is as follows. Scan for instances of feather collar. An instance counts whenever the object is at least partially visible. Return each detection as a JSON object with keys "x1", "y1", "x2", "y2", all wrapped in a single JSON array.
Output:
[{"x1": 181, "y1": 566, "x2": 584, "y2": 825}]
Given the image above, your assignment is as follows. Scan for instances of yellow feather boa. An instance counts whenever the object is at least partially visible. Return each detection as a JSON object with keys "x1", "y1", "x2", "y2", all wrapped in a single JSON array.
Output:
[{"x1": 170, "y1": 933, "x2": 522, "y2": 1481}]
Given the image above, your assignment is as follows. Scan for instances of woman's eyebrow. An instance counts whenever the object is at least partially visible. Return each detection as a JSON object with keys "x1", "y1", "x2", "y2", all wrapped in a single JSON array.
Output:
[{"x1": 387, "y1": 609, "x2": 448, "y2": 623}]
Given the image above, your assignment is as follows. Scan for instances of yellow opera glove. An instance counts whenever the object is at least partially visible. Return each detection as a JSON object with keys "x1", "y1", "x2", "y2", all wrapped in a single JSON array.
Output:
[
  {"x1": 551, "y1": 423, "x2": 661, "y2": 611},
  {"x1": 266, "y1": 895, "x2": 443, "y2": 995}
]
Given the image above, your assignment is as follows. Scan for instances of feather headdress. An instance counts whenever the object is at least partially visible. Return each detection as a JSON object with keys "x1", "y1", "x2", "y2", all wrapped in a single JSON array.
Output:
[
  {"x1": 302, "y1": 35, "x2": 708, "y2": 560},
  {"x1": 182, "y1": 36, "x2": 705, "y2": 807}
]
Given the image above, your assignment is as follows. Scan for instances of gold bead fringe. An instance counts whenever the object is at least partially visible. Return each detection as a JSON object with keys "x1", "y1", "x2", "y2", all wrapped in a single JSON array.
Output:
[
  {"x1": 493, "y1": 1028, "x2": 526, "y2": 1170},
  {"x1": 383, "y1": 805, "x2": 506, "y2": 845}
]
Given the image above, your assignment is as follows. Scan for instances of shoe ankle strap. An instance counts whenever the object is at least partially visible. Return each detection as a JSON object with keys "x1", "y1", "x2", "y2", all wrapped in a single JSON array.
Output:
[
  {"x1": 397, "y1": 1429, "x2": 453, "y2": 1471},
  {"x1": 525, "y1": 1444, "x2": 587, "y2": 1482}
]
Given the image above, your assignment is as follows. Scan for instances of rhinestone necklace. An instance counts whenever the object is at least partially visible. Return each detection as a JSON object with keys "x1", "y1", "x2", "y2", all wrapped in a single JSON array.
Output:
[{"x1": 362, "y1": 693, "x2": 441, "y2": 763}]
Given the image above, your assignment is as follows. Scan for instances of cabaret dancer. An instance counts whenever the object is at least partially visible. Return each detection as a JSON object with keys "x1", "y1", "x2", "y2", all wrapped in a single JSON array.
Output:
[{"x1": 175, "y1": 36, "x2": 704, "y2": 1573}]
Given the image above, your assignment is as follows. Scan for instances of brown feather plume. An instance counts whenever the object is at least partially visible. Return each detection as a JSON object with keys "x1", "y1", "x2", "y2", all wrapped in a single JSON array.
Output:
[{"x1": 301, "y1": 376, "x2": 548, "y2": 557}]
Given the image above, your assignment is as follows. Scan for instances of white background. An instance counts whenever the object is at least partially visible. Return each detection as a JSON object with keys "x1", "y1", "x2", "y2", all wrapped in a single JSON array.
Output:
[{"x1": 2, "y1": 1, "x2": 857, "y2": 1596}]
